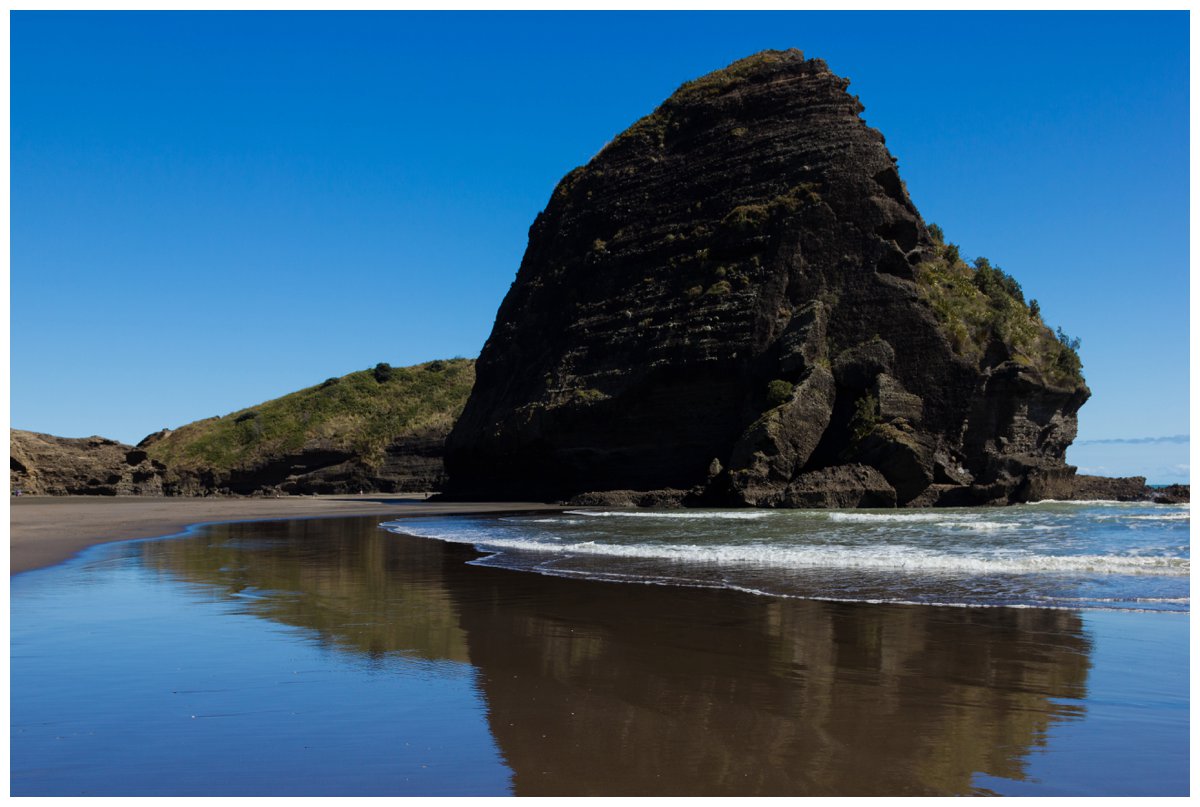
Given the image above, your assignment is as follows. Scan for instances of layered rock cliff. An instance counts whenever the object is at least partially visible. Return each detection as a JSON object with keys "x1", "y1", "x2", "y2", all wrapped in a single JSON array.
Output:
[
  {"x1": 11, "y1": 430, "x2": 167, "y2": 495},
  {"x1": 445, "y1": 50, "x2": 1092, "y2": 507}
]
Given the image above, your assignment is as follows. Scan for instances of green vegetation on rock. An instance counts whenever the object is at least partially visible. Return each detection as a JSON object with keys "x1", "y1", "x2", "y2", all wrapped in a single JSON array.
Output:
[
  {"x1": 766, "y1": 379, "x2": 795, "y2": 408},
  {"x1": 915, "y1": 228, "x2": 1083, "y2": 386},
  {"x1": 147, "y1": 358, "x2": 475, "y2": 473},
  {"x1": 721, "y1": 183, "x2": 822, "y2": 234},
  {"x1": 846, "y1": 393, "x2": 881, "y2": 454}
]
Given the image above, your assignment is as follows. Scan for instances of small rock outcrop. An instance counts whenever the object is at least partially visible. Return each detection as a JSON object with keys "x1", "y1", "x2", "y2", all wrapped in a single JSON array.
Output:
[
  {"x1": 1021, "y1": 473, "x2": 1190, "y2": 505},
  {"x1": 10, "y1": 430, "x2": 167, "y2": 495},
  {"x1": 445, "y1": 50, "x2": 1093, "y2": 507}
]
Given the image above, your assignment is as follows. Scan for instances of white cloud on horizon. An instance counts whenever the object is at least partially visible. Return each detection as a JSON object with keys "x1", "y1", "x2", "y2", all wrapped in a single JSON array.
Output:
[{"x1": 1077, "y1": 434, "x2": 1189, "y2": 446}]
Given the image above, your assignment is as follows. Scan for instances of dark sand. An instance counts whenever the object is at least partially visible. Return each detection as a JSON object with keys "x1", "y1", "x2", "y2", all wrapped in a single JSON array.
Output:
[
  {"x1": 11, "y1": 515, "x2": 1189, "y2": 796},
  {"x1": 9, "y1": 494, "x2": 564, "y2": 575}
]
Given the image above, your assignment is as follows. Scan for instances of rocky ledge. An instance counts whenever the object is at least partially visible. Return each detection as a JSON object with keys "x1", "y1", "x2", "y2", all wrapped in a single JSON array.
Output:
[
  {"x1": 1024, "y1": 473, "x2": 1189, "y2": 505},
  {"x1": 11, "y1": 426, "x2": 453, "y2": 498},
  {"x1": 445, "y1": 50, "x2": 1103, "y2": 507},
  {"x1": 139, "y1": 428, "x2": 450, "y2": 496},
  {"x1": 11, "y1": 429, "x2": 167, "y2": 496}
]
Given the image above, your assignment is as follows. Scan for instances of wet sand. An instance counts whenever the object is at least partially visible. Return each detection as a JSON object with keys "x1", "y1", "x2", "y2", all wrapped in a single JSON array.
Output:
[
  {"x1": 11, "y1": 515, "x2": 1189, "y2": 796},
  {"x1": 9, "y1": 494, "x2": 564, "y2": 575}
]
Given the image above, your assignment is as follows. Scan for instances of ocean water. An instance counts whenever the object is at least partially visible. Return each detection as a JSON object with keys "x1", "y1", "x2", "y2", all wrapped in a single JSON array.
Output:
[{"x1": 383, "y1": 500, "x2": 1190, "y2": 612}]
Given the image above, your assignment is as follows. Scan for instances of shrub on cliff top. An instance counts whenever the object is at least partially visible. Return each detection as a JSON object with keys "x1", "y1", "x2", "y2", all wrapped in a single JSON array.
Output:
[
  {"x1": 971, "y1": 257, "x2": 1025, "y2": 305},
  {"x1": 1054, "y1": 328, "x2": 1083, "y2": 378}
]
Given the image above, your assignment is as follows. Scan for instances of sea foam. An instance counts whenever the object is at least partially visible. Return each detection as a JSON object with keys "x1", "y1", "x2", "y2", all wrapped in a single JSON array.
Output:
[
  {"x1": 383, "y1": 523, "x2": 1189, "y2": 577},
  {"x1": 564, "y1": 509, "x2": 775, "y2": 520}
]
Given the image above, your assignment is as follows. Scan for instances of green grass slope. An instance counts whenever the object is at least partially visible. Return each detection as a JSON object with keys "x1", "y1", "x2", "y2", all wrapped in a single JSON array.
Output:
[
  {"x1": 916, "y1": 225, "x2": 1083, "y2": 387},
  {"x1": 145, "y1": 358, "x2": 475, "y2": 474}
]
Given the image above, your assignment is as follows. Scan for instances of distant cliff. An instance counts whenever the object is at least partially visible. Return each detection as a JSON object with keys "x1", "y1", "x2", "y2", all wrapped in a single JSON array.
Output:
[
  {"x1": 445, "y1": 50, "x2": 1092, "y2": 507},
  {"x1": 11, "y1": 430, "x2": 167, "y2": 496},
  {"x1": 144, "y1": 359, "x2": 474, "y2": 494},
  {"x1": 11, "y1": 359, "x2": 473, "y2": 497}
]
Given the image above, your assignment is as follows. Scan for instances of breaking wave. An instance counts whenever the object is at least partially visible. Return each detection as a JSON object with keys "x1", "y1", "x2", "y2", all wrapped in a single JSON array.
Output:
[
  {"x1": 385, "y1": 524, "x2": 1187, "y2": 577},
  {"x1": 564, "y1": 509, "x2": 775, "y2": 520},
  {"x1": 381, "y1": 499, "x2": 1189, "y2": 612}
]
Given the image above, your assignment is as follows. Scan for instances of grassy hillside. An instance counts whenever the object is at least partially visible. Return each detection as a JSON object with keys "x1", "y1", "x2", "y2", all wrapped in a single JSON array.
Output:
[{"x1": 145, "y1": 358, "x2": 475, "y2": 473}]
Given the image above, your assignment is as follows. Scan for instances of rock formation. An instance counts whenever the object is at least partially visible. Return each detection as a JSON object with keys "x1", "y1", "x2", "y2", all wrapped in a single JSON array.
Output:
[
  {"x1": 1023, "y1": 473, "x2": 1189, "y2": 504},
  {"x1": 12, "y1": 359, "x2": 473, "y2": 498},
  {"x1": 143, "y1": 427, "x2": 452, "y2": 496},
  {"x1": 10, "y1": 430, "x2": 167, "y2": 495},
  {"x1": 10, "y1": 424, "x2": 456, "y2": 498},
  {"x1": 445, "y1": 50, "x2": 1094, "y2": 507}
]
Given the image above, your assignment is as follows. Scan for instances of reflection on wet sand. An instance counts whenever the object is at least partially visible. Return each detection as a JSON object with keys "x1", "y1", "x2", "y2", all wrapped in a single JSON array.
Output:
[
  {"x1": 140, "y1": 517, "x2": 1092, "y2": 796},
  {"x1": 141, "y1": 517, "x2": 471, "y2": 663}
]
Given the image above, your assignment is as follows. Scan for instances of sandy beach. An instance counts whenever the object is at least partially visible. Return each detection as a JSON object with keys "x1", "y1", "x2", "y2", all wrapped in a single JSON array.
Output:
[
  {"x1": 9, "y1": 494, "x2": 563, "y2": 575},
  {"x1": 11, "y1": 515, "x2": 1188, "y2": 795}
]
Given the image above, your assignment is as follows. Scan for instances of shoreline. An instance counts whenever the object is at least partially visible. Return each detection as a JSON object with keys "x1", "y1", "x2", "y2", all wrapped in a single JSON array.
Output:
[
  {"x1": 9, "y1": 494, "x2": 565, "y2": 576},
  {"x1": 12, "y1": 517, "x2": 1188, "y2": 796}
]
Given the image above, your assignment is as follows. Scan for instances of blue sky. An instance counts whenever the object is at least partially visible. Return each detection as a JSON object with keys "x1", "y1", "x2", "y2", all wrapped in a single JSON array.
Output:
[{"x1": 10, "y1": 11, "x2": 1189, "y2": 482}]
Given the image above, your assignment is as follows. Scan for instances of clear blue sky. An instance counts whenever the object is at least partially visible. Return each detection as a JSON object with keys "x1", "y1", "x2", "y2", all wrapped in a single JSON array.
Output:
[{"x1": 10, "y1": 11, "x2": 1190, "y2": 483}]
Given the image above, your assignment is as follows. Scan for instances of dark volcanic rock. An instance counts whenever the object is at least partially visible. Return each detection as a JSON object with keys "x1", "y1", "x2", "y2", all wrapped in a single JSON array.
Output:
[
  {"x1": 445, "y1": 50, "x2": 1091, "y2": 506},
  {"x1": 1146, "y1": 484, "x2": 1190, "y2": 505},
  {"x1": 566, "y1": 488, "x2": 694, "y2": 508},
  {"x1": 10, "y1": 429, "x2": 167, "y2": 495},
  {"x1": 1009, "y1": 471, "x2": 1188, "y2": 505},
  {"x1": 1062, "y1": 474, "x2": 1149, "y2": 502},
  {"x1": 159, "y1": 429, "x2": 451, "y2": 496},
  {"x1": 781, "y1": 464, "x2": 896, "y2": 509}
]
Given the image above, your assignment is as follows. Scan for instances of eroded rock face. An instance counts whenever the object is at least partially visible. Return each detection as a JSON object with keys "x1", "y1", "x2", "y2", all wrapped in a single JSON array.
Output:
[
  {"x1": 445, "y1": 50, "x2": 1095, "y2": 507},
  {"x1": 10, "y1": 430, "x2": 167, "y2": 495},
  {"x1": 154, "y1": 430, "x2": 450, "y2": 496}
]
